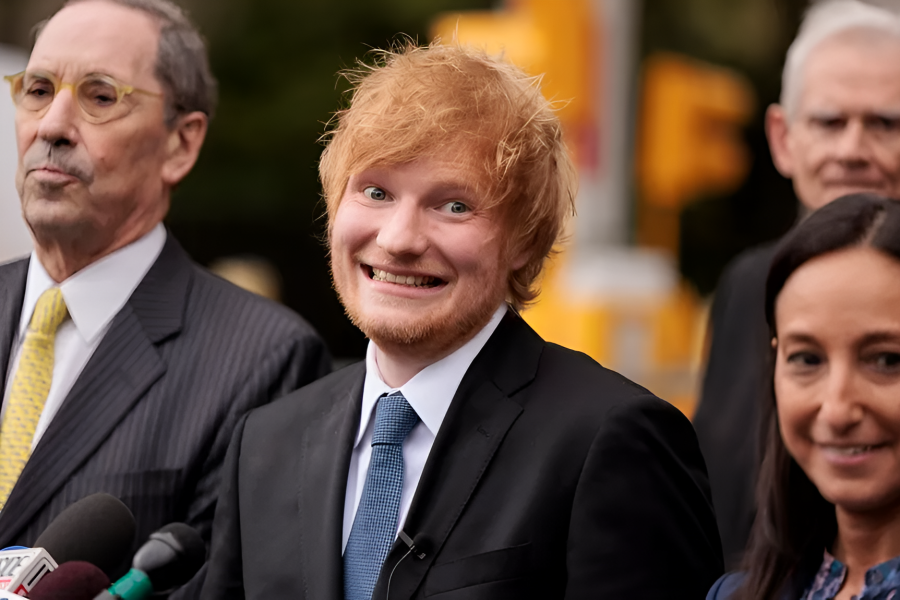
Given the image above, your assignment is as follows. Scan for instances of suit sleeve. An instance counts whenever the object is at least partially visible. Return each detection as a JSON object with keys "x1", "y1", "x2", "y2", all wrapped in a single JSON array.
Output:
[
  {"x1": 199, "y1": 412, "x2": 249, "y2": 600},
  {"x1": 565, "y1": 395, "x2": 724, "y2": 599}
]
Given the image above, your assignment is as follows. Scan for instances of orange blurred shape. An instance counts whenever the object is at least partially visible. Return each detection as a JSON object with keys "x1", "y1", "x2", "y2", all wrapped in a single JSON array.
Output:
[
  {"x1": 637, "y1": 52, "x2": 755, "y2": 210},
  {"x1": 430, "y1": 0, "x2": 594, "y2": 129}
]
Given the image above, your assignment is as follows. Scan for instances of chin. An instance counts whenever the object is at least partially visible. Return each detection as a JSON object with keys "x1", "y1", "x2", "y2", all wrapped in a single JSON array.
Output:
[
  {"x1": 821, "y1": 485, "x2": 900, "y2": 516},
  {"x1": 352, "y1": 310, "x2": 479, "y2": 359}
]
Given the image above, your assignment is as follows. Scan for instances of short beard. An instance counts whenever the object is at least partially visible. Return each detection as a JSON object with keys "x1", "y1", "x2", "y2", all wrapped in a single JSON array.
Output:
[{"x1": 337, "y1": 281, "x2": 506, "y2": 364}]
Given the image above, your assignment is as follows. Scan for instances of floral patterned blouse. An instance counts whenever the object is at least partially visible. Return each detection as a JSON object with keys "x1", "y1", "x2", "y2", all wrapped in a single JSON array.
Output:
[{"x1": 801, "y1": 550, "x2": 900, "y2": 600}]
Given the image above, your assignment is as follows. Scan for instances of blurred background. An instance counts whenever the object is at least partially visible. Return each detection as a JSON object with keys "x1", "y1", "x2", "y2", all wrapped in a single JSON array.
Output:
[{"x1": 0, "y1": 0, "x2": 811, "y2": 414}]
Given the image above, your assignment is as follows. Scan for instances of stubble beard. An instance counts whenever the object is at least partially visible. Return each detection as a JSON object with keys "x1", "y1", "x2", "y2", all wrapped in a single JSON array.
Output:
[{"x1": 334, "y1": 266, "x2": 507, "y2": 363}]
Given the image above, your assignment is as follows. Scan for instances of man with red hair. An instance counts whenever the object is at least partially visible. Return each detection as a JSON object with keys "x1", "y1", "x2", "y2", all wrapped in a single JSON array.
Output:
[{"x1": 203, "y1": 42, "x2": 723, "y2": 599}]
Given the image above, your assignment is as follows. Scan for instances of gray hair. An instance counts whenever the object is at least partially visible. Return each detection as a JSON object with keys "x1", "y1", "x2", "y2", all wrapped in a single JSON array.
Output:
[
  {"x1": 781, "y1": 0, "x2": 900, "y2": 121},
  {"x1": 40, "y1": 0, "x2": 217, "y2": 126}
]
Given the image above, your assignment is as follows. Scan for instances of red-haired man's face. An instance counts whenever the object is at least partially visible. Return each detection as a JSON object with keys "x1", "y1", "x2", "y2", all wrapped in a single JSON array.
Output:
[{"x1": 330, "y1": 154, "x2": 518, "y2": 361}]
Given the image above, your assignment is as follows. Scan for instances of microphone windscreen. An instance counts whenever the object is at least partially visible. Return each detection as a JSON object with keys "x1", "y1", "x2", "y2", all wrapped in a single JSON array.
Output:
[
  {"x1": 133, "y1": 523, "x2": 205, "y2": 592},
  {"x1": 28, "y1": 561, "x2": 110, "y2": 600},
  {"x1": 34, "y1": 493, "x2": 135, "y2": 578}
]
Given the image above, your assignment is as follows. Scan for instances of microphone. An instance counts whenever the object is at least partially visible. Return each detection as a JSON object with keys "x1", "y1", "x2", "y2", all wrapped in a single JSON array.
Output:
[
  {"x1": 386, "y1": 531, "x2": 430, "y2": 600},
  {"x1": 28, "y1": 561, "x2": 110, "y2": 600},
  {"x1": 0, "y1": 547, "x2": 56, "y2": 596},
  {"x1": 398, "y1": 531, "x2": 428, "y2": 559},
  {"x1": 0, "y1": 492, "x2": 135, "y2": 596},
  {"x1": 34, "y1": 492, "x2": 136, "y2": 580},
  {"x1": 93, "y1": 523, "x2": 205, "y2": 600}
]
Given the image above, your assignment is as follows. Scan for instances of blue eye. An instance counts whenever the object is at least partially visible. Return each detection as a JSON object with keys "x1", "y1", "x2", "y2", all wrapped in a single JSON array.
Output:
[
  {"x1": 364, "y1": 186, "x2": 387, "y2": 201},
  {"x1": 443, "y1": 201, "x2": 469, "y2": 214}
]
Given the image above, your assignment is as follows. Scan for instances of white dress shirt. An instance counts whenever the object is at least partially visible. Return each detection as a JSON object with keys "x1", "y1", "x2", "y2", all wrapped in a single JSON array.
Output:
[
  {"x1": 341, "y1": 304, "x2": 507, "y2": 553},
  {"x1": 2, "y1": 224, "x2": 166, "y2": 449}
]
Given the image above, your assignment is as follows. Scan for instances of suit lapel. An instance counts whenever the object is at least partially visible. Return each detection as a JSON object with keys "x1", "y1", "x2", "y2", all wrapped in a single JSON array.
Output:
[
  {"x1": 0, "y1": 235, "x2": 191, "y2": 542},
  {"x1": 0, "y1": 259, "x2": 28, "y2": 398},
  {"x1": 297, "y1": 363, "x2": 364, "y2": 600},
  {"x1": 374, "y1": 312, "x2": 544, "y2": 599}
]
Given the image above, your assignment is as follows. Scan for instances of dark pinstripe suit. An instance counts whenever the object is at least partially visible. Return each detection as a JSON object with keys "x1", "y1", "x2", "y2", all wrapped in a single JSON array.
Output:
[{"x1": 0, "y1": 233, "x2": 330, "y2": 581}]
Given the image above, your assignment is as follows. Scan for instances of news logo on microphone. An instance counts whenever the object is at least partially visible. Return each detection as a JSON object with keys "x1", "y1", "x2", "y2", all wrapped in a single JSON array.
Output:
[{"x1": 0, "y1": 547, "x2": 57, "y2": 595}]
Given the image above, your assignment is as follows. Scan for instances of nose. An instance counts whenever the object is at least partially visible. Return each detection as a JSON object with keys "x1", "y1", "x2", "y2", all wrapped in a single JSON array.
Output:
[
  {"x1": 375, "y1": 201, "x2": 429, "y2": 258},
  {"x1": 816, "y1": 360, "x2": 865, "y2": 433},
  {"x1": 834, "y1": 118, "x2": 870, "y2": 166},
  {"x1": 35, "y1": 88, "x2": 79, "y2": 148}
]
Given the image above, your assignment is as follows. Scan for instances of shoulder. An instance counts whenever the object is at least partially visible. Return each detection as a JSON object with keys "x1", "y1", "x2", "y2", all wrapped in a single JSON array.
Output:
[
  {"x1": 532, "y1": 342, "x2": 672, "y2": 420},
  {"x1": 706, "y1": 572, "x2": 745, "y2": 600},
  {"x1": 187, "y1": 264, "x2": 319, "y2": 337}
]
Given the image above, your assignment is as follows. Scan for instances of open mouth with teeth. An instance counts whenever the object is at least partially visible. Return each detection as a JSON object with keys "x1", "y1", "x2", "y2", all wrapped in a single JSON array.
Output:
[
  {"x1": 369, "y1": 267, "x2": 443, "y2": 288},
  {"x1": 827, "y1": 445, "x2": 883, "y2": 456}
]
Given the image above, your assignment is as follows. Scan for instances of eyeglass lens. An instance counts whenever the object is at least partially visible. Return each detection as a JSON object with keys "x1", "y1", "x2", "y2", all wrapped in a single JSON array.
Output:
[{"x1": 16, "y1": 72, "x2": 127, "y2": 122}]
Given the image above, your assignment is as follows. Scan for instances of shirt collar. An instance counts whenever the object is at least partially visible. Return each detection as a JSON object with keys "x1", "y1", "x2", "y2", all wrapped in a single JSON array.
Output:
[
  {"x1": 356, "y1": 303, "x2": 508, "y2": 448},
  {"x1": 19, "y1": 224, "x2": 167, "y2": 344}
]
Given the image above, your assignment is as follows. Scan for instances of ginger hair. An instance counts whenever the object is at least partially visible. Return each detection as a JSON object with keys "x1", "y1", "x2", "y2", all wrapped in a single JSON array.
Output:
[{"x1": 319, "y1": 41, "x2": 577, "y2": 310}]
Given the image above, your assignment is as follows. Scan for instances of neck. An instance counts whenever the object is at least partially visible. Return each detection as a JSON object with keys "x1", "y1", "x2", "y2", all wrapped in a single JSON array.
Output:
[
  {"x1": 32, "y1": 221, "x2": 159, "y2": 282},
  {"x1": 374, "y1": 344, "x2": 455, "y2": 388},
  {"x1": 833, "y1": 504, "x2": 900, "y2": 591}
]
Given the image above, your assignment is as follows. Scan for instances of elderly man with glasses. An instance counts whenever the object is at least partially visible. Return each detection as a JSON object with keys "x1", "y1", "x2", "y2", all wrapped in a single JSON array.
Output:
[{"x1": 0, "y1": 0, "x2": 329, "y2": 591}]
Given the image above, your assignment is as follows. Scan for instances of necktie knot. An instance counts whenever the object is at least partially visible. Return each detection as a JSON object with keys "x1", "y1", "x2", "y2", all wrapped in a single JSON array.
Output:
[
  {"x1": 29, "y1": 288, "x2": 68, "y2": 337},
  {"x1": 371, "y1": 392, "x2": 419, "y2": 447}
]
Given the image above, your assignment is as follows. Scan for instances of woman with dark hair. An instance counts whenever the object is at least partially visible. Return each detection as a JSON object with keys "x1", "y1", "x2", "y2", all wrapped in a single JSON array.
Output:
[{"x1": 708, "y1": 192, "x2": 900, "y2": 600}]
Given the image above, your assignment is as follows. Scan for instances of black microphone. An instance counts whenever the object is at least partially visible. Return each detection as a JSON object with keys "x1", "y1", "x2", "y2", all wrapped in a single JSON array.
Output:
[
  {"x1": 34, "y1": 492, "x2": 136, "y2": 580},
  {"x1": 398, "y1": 531, "x2": 428, "y2": 559},
  {"x1": 386, "y1": 531, "x2": 430, "y2": 600},
  {"x1": 93, "y1": 523, "x2": 205, "y2": 600},
  {"x1": 28, "y1": 561, "x2": 110, "y2": 600}
]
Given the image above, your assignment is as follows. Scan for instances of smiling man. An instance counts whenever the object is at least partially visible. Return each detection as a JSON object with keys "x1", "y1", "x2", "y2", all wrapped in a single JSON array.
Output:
[
  {"x1": 0, "y1": 0, "x2": 329, "y2": 588},
  {"x1": 203, "y1": 43, "x2": 722, "y2": 600},
  {"x1": 693, "y1": 0, "x2": 900, "y2": 568}
]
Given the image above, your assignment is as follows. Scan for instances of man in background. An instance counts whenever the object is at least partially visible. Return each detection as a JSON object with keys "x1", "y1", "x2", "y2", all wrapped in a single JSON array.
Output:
[
  {"x1": 0, "y1": 0, "x2": 329, "y2": 583},
  {"x1": 203, "y1": 42, "x2": 722, "y2": 599},
  {"x1": 694, "y1": 0, "x2": 900, "y2": 567}
]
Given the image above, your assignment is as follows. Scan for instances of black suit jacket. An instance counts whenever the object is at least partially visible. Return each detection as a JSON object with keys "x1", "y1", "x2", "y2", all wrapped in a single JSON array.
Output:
[
  {"x1": 692, "y1": 243, "x2": 776, "y2": 568},
  {"x1": 203, "y1": 312, "x2": 723, "y2": 599},
  {"x1": 0, "y1": 234, "x2": 330, "y2": 582}
]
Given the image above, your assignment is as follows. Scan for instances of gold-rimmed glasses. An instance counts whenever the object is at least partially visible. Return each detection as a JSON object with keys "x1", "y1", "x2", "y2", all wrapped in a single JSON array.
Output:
[{"x1": 3, "y1": 70, "x2": 162, "y2": 124}]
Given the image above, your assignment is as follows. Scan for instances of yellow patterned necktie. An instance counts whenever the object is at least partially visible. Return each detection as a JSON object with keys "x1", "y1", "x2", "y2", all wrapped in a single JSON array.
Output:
[{"x1": 0, "y1": 288, "x2": 68, "y2": 509}]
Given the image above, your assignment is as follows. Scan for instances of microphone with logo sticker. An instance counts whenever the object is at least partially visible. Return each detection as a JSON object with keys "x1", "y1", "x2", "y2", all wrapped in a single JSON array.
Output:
[
  {"x1": 92, "y1": 523, "x2": 205, "y2": 600},
  {"x1": 0, "y1": 493, "x2": 135, "y2": 596}
]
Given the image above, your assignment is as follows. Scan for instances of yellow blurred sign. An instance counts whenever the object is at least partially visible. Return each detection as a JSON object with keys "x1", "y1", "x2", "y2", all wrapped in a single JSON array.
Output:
[{"x1": 636, "y1": 53, "x2": 755, "y2": 253}]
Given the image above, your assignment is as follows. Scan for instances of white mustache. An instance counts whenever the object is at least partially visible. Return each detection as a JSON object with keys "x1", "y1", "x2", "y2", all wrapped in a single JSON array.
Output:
[{"x1": 22, "y1": 140, "x2": 94, "y2": 184}]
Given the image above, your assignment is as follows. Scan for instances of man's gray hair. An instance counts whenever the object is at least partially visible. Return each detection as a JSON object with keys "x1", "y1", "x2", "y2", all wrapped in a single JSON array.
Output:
[
  {"x1": 49, "y1": 0, "x2": 217, "y2": 125},
  {"x1": 781, "y1": 0, "x2": 900, "y2": 120}
]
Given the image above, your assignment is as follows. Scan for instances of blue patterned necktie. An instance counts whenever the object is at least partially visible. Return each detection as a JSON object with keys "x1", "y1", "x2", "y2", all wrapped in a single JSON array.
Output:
[{"x1": 344, "y1": 392, "x2": 419, "y2": 600}]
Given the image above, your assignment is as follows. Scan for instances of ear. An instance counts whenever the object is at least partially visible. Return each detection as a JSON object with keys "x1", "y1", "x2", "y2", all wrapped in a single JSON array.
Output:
[
  {"x1": 771, "y1": 336, "x2": 778, "y2": 349},
  {"x1": 509, "y1": 244, "x2": 530, "y2": 272},
  {"x1": 765, "y1": 104, "x2": 795, "y2": 179},
  {"x1": 161, "y1": 111, "x2": 208, "y2": 187}
]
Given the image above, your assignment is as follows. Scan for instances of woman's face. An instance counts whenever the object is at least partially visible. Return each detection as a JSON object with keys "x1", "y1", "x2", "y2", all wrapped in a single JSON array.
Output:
[{"x1": 775, "y1": 246, "x2": 900, "y2": 514}]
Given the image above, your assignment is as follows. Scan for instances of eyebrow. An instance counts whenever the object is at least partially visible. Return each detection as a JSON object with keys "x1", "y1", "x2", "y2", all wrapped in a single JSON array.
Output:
[
  {"x1": 805, "y1": 109, "x2": 900, "y2": 120},
  {"x1": 779, "y1": 332, "x2": 820, "y2": 345},
  {"x1": 858, "y1": 331, "x2": 900, "y2": 345}
]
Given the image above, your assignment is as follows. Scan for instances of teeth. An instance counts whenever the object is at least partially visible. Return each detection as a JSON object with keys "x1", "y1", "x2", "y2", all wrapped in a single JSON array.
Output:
[
  {"x1": 829, "y1": 445, "x2": 874, "y2": 456},
  {"x1": 371, "y1": 268, "x2": 436, "y2": 287}
]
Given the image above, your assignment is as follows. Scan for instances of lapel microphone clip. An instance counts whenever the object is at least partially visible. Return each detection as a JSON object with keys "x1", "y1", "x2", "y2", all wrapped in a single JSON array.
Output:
[{"x1": 398, "y1": 531, "x2": 427, "y2": 560}]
